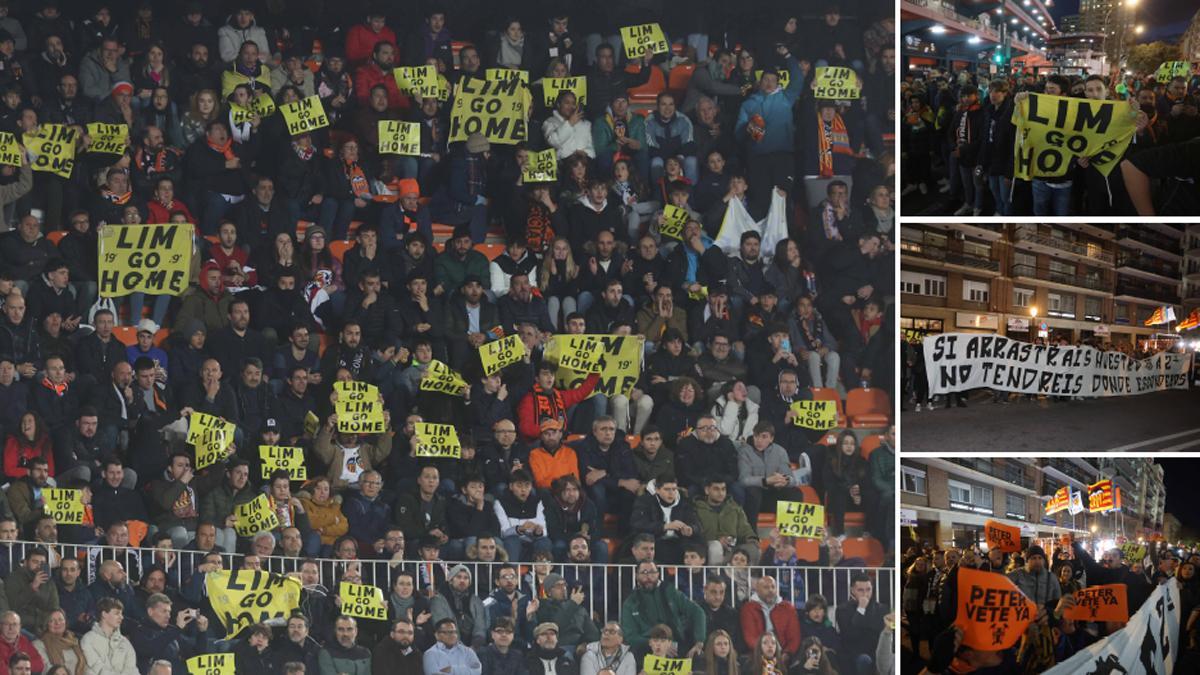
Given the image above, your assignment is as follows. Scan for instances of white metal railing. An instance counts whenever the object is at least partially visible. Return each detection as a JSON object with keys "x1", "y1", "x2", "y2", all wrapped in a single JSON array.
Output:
[{"x1": 7, "y1": 540, "x2": 895, "y2": 624}]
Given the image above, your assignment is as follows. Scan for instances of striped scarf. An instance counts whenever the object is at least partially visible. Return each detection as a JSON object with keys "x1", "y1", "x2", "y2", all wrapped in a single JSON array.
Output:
[{"x1": 816, "y1": 114, "x2": 852, "y2": 178}]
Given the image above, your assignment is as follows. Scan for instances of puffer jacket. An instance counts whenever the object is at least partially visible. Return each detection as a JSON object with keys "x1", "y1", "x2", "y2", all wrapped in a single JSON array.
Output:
[
  {"x1": 298, "y1": 493, "x2": 349, "y2": 546},
  {"x1": 217, "y1": 15, "x2": 271, "y2": 64},
  {"x1": 734, "y1": 56, "x2": 803, "y2": 156}
]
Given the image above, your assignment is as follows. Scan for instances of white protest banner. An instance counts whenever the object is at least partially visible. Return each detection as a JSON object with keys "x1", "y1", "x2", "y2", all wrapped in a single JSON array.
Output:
[
  {"x1": 1043, "y1": 578, "x2": 1179, "y2": 675},
  {"x1": 923, "y1": 333, "x2": 1192, "y2": 397}
]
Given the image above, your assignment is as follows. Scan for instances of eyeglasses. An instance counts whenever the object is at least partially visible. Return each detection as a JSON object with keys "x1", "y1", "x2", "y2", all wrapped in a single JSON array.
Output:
[{"x1": 498, "y1": 573, "x2": 517, "y2": 580}]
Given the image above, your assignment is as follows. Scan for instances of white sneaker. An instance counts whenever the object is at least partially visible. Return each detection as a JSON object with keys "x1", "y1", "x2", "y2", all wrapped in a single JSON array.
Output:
[
  {"x1": 919, "y1": 184, "x2": 928, "y2": 194},
  {"x1": 972, "y1": 208, "x2": 982, "y2": 216},
  {"x1": 915, "y1": 404, "x2": 922, "y2": 412},
  {"x1": 901, "y1": 184, "x2": 918, "y2": 196},
  {"x1": 953, "y1": 204, "x2": 973, "y2": 216}
]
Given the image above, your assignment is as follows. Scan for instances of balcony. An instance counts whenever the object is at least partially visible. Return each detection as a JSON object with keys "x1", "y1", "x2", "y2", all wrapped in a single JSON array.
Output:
[
  {"x1": 1012, "y1": 225, "x2": 1115, "y2": 266},
  {"x1": 948, "y1": 457, "x2": 1036, "y2": 490},
  {"x1": 1116, "y1": 253, "x2": 1181, "y2": 284},
  {"x1": 1011, "y1": 264, "x2": 1109, "y2": 292},
  {"x1": 1116, "y1": 226, "x2": 1183, "y2": 260},
  {"x1": 901, "y1": 238, "x2": 1001, "y2": 274},
  {"x1": 1114, "y1": 280, "x2": 1180, "y2": 305},
  {"x1": 1045, "y1": 458, "x2": 1096, "y2": 486}
]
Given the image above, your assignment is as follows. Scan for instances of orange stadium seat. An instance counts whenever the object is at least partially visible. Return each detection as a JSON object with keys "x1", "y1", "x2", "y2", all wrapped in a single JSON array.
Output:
[
  {"x1": 860, "y1": 434, "x2": 882, "y2": 459},
  {"x1": 843, "y1": 537, "x2": 885, "y2": 567},
  {"x1": 625, "y1": 435, "x2": 640, "y2": 448},
  {"x1": 846, "y1": 387, "x2": 891, "y2": 429},
  {"x1": 328, "y1": 240, "x2": 354, "y2": 263},
  {"x1": 112, "y1": 326, "x2": 138, "y2": 347},
  {"x1": 46, "y1": 230, "x2": 66, "y2": 245},
  {"x1": 795, "y1": 538, "x2": 821, "y2": 563},
  {"x1": 627, "y1": 66, "x2": 666, "y2": 105},
  {"x1": 799, "y1": 486, "x2": 820, "y2": 504},
  {"x1": 810, "y1": 387, "x2": 847, "y2": 427},
  {"x1": 474, "y1": 243, "x2": 504, "y2": 261},
  {"x1": 152, "y1": 328, "x2": 170, "y2": 347},
  {"x1": 667, "y1": 64, "x2": 695, "y2": 99}
]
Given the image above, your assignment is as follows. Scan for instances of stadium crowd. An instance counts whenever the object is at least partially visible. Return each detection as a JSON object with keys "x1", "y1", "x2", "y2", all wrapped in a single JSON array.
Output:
[
  {"x1": 0, "y1": 1, "x2": 895, "y2": 675},
  {"x1": 899, "y1": 537, "x2": 1200, "y2": 674},
  {"x1": 900, "y1": 68, "x2": 1200, "y2": 216}
]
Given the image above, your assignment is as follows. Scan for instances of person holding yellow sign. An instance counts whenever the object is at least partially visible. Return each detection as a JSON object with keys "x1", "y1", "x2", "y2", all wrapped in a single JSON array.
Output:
[{"x1": 736, "y1": 45, "x2": 802, "y2": 218}]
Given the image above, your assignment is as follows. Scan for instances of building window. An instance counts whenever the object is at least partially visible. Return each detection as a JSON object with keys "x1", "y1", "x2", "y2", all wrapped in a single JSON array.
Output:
[
  {"x1": 1049, "y1": 260, "x2": 1076, "y2": 283},
  {"x1": 963, "y1": 240, "x2": 991, "y2": 259},
  {"x1": 901, "y1": 271, "x2": 947, "y2": 297},
  {"x1": 1014, "y1": 251, "x2": 1037, "y2": 269},
  {"x1": 948, "y1": 478, "x2": 993, "y2": 514},
  {"x1": 1006, "y1": 494, "x2": 1027, "y2": 521},
  {"x1": 963, "y1": 280, "x2": 990, "y2": 303},
  {"x1": 902, "y1": 465, "x2": 927, "y2": 496},
  {"x1": 1013, "y1": 288, "x2": 1034, "y2": 308},
  {"x1": 1085, "y1": 297, "x2": 1103, "y2": 322},
  {"x1": 1048, "y1": 293, "x2": 1076, "y2": 318}
]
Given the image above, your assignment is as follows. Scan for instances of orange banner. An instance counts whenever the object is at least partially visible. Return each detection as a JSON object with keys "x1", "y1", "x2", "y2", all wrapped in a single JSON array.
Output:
[
  {"x1": 1089, "y1": 480, "x2": 1115, "y2": 512},
  {"x1": 985, "y1": 520, "x2": 1022, "y2": 553},
  {"x1": 1045, "y1": 486, "x2": 1070, "y2": 515},
  {"x1": 1063, "y1": 584, "x2": 1128, "y2": 623},
  {"x1": 955, "y1": 567, "x2": 1038, "y2": 651}
]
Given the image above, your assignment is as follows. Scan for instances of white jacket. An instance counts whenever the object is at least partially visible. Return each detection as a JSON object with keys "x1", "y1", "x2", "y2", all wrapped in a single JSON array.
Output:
[
  {"x1": 578, "y1": 641, "x2": 637, "y2": 675},
  {"x1": 81, "y1": 623, "x2": 139, "y2": 675},
  {"x1": 542, "y1": 111, "x2": 595, "y2": 159},
  {"x1": 712, "y1": 394, "x2": 759, "y2": 443}
]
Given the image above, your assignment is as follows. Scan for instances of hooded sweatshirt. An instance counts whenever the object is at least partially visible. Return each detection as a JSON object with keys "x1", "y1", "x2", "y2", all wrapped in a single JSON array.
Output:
[{"x1": 739, "y1": 591, "x2": 802, "y2": 658}]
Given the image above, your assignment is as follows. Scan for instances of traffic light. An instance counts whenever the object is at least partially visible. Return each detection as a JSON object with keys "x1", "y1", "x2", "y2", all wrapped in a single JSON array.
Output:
[{"x1": 993, "y1": 46, "x2": 1006, "y2": 65}]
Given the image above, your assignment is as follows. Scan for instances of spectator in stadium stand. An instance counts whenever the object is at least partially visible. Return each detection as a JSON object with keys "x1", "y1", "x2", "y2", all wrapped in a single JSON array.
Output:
[
  {"x1": 198, "y1": 457, "x2": 255, "y2": 553},
  {"x1": 424, "y1": 617, "x2": 483, "y2": 675},
  {"x1": 823, "y1": 431, "x2": 873, "y2": 537},
  {"x1": 734, "y1": 48, "x2": 801, "y2": 219},
  {"x1": 314, "y1": 404, "x2": 394, "y2": 492},
  {"x1": 630, "y1": 474, "x2": 703, "y2": 565},
  {"x1": 494, "y1": 469, "x2": 552, "y2": 562},
  {"x1": 739, "y1": 574, "x2": 801, "y2": 663},
  {"x1": 55, "y1": 557, "x2": 96, "y2": 635},
  {"x1": 535, "y1": 572, "x2": 599, "y2": 656},
  {"x1": 80, "y1": 597, "x2": 137, "y2": 675},
  {"x1": 525, "y1": 622, "x2": 574, "y2": 675},
  {"x1": 578, "y1": 622, "x2": 636, "y2": 675},
  {"x1": 320, "y1": 615, "x2": 373, "y2": 674},
  {"x1": 517, "y1": 365, "x2": 600, "y2": 443},
  {"x1": 482, "y1": 563, "x2": 536, "y2": 646},
  {"x1": 543, "y1": 475, "x2": 605, "y2": 562},
  {"x1": 473, "y1": 615, "x2": 522, "y2": 675},
  {"x1": 6, "y1": 546, "x2": 56, "y2": 632},
  {"x1": 0, "y1": 612, "x2": 42, "y2": 675},
  {"x1": 674, "y1": 414, "x2": 743, "y2": 506},
  {"x1": 7, "y1": 456, "x2": 51, "y2": 531},
  {"x1": 173, "y1": 262, "x2": 233, "y2": 335},
  {"x1": 694, "y1": 476, "x2": 759, "y2": 565},
  {"x1": 699, "y1": 577, "x2": 744, "y2": 652},
  {"x1": 621, "y1": 560, "x2": 707, "y2": 657},
  {"x1": 0, "y1": 296, "x2": 40, "y2": 380},
  {"x1": 834, "y1": 572, "x2": 886, "y2": 675},
  {"x1": 394, "y1": 465, "x2": 451, "y2": 552},
  {"x1": 544, "y1": 91, "x2": 595, "y2": 160},
  {"x1": 129, "y1": 592, "x2": 209, "y2": 674},
  {"x1": 738, "y1": 421, "x2": 805, "y2": 520}
]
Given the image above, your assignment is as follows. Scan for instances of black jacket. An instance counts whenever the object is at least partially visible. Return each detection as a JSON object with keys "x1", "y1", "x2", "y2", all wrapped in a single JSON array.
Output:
[
  {"x1": 674, "y1": 435, "x2": 739, "y2": 490},
  {"x1": 977, "y1": 96, "x2": 1016, "y2": 177}
]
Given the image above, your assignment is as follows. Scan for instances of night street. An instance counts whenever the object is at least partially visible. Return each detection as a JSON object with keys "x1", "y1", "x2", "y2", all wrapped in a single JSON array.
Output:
[{"x1": 902, "y1": 389, "x2": 1200, "y2": 452}]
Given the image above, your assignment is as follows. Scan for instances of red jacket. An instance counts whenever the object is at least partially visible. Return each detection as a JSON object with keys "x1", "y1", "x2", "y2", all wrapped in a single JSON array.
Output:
[
  {"x1": 3, "y1": 434, "x2": 54, "y2": 481},
  {"x1": 740, "y1": 597, "x2": 802, "y2": 659},
  {"x1": 353, "y1": 61, "x2": 409, "y2": 110},
  {"x1": 147, "y1": 198, "x2": 196, "y2": 225},
  {"x1": 346, "y1": 25, "x2": 397, "y2": 66},
  {"x1": 0, "y1": 633, "x2": 44, "y2": 674},
  {"x1": 516, "y1": 372, "x2": 600, "y2": 441}
]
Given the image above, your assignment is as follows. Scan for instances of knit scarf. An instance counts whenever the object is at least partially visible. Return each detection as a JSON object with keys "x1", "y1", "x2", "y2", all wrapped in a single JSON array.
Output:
[
  {"x1": 759, "y1": 657, "x2": 782, "y2": 675},
  {"x1": 101, "y1": 188, "x2": 132, "y2": 204},
  {"x1": 499, "y1": 35, "x2": 525, "y2": 68},
  {"x1": 41, "y1": 630, "x2": 85, "y2": 675},
  {"x1": 344, "y1": 162, "x2": 371, "y2": 198},
  {"x1": 294, "y1": 142, "x2": 314, "y2": 161},
  {"x1": 208, "y1": 137, "x2": 236, "y2": 161},
  {"x1": 42, "y1": 377, "x2": 67, "y2": 396},
  {"x1": 816, "y1": 114, "x2": 852, "y2": 178},
  {"x1": 525, "y1": 203, "x2": 554, "y2": 253}
]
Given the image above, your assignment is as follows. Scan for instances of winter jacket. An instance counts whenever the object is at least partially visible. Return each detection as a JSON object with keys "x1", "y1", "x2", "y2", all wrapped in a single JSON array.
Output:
[
  {"x1": 6, "y1": 563, "x2": 60, "y2": 631},
  {"x1": 0, "y1": 229, "x2": 54, "y2": 283},
  {"x1": 570, "y1": 434, "x2": 637, "y2": 491},
  {"x1": 344, "y1": 491, "x2": 392, "y2": 548},
  {"x1": 318, "y1": 642, "x2": 373, "y2": 675},
  {"x1": 682, "y1": 59, "x2": 744, "y2": 113},
  {"x1": 630, "y1": 482, "x2": 703, "y2": 545},
  {"x1": 0, "y1": 161, "x2": 31, "y2": 231},
  {"x1": 313, "y1": 426, "x2": 394, "y2": 492},
  {"x1": 543, "y1": 111, "x2": 595, "y2": 159},
  {"x1": 710, "y1": 394, "x2": 759, "y2": 443},
  {"x1": 737, "y1": 441, "x2": 794, "y2": 488},
  {"x1": 172, "y1": 287, "x2": 233, "y2": 335},
  {"x1": 693, "y1": 496, "x2": 757, "y2": 546},
  {"x1": 198, "y1": 480, "x2": 256, "y2": 527},
  {"x1": 645, "y1": 111, "x2": 696, "y2": 160},
  {"x1": 393, "y1": 492, "x2": 449, "y2": 542},
  {"x1": 674, "y1": 435, "x2": 739, "y2": 490},
  {"x1": 578, "y1": 641, "x2": 637, "y2": 675},
  {"x1": 346, "y1": 24, "x2": 398, "y2": 66},
  {"x1": 299, "y1": 495, "x2": 350, "y2": 546},
  {"x1": 536, "y1": 596, "x2": 599, "y2": 647},
  {"x1": 516, "y1": 373, "x2": 600, "y2": 442},
  {"x1": 739, "y1": 593, "x2": 802, "y2": 658},
  {"x1": 620, "y1": 582, "x2": 706, "y2": 650},
  {"x1": 434, "y1": 249, "x2": 491, "y2": 294},
  {"x1": 592, "y1": 111, "x2": 647, "y2": 165},
  {"x1": 734, "y1": 56, "x2": 802, "y2": 156},
  {"x1": 78, "y1": 48, "x2": 132, "y2": 101},
  {"x1": 526, "y1": 645, "x2": 575, "y2": 675},
  {"x1": 423, "y1": 641, "x2": 482, "y2": 675},
  {"x1": 430, "y1": 587, "x2": 489, "y2": 648},
  {"x1": 217, "y1": 16, "x2": 270, "y2": 64},
  {"x1": 81, "y1": 622, "x2": 139, "y2": 675}
]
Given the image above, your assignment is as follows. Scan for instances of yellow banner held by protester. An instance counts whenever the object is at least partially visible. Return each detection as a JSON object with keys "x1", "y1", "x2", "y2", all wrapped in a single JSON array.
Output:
[
  {"x1": 98, "y1": 223, "x2": 193, "y2": 298},
  {"x1": 485, "y1": 68, "x2": 530, "y2": 86},
  {"x1": 659, "y1": 205, "x2": 690, "y2": 240},
  {"x1": 0, "y1": 132, "x2": 20, "y2": 167},
  {"x1": 86, "y1": 122, "x2": 128, "y2": 154},
  {"x1": 303, "y1": 411, "x2": 320, "y2": 437},
  {"x1": 1156, "y1": 61, "x2": 1191, "y2": 83},
  {"x1": 334, "y1": 381, "x2": 386, "y2": 434},
  {"x1": 420, "y1": 359, "x2": 469, "y2": 395},
  {"x1": 260, "y1": 445, "x2": 307, "y2": 480},
  {"x1": 813, "y1": 67, "x2": 860, "y2": 99},
  {"x1": 414, "y1": 422, "x2": 462, "y2": 458},
  {"x1": 250, "y1": 92, "x2": 276, "y2": 117},
  {"x1": 186, "y1": 412, "x2": 235, "y2": 470},
  {"x1": 395, "y1": 65, "x2": 448, "y2": 100},
  {"x1": 340, "y1": 581, "x2": 388, "y2": 621},
  {"x1": 542, "y1": 76, "x2": 587, "y2": 108},
  {"x1": 206, "y1": 569, "x2": 302, "y2": 638},
  {"x1": 552, "y1": 335, "x2": 605, "y2": 373},
  {"x1": 234, "y1": 494, "x2": 279, "y2": 537},
  {"x1": 379, "y1": 120, "x2": 422, "y2": 156},
  {"x1": 229, "y1": 104, "x2": 254, "y2": 125},
  {"x1": 479, "y1": 334, "x2": 526, "y2": 376},
  {"x1": 44, "y1": 488, "x2": 84, "y2": 525},
  {"x1": 448, "y1": 77, "x2": 529, "y2": 145},
  {"x1": 187, "y1": 653, "x2": 235, "y2": 675},
  {"x1": 776, "y1": 501, "x2": 825, "y2": 539},
  {"x1": 643, "y1": 655, "x2": 692, "y2": 675},
  {"x1": 545, "y1": 335, "x2": 644, "y2": 400},
  {"x1": 620, "y1": 23, "x2": 669, "y2": 60},
  {"x1": 1012, "y1": 93, "x2": 1137, "y2": 180},
  {"x1": 790, "y1": 400, "x2": 838, "y2": 430},
  {"x1": 522, "y1": 148, "x2": 557, "y2": 183},
  {"x1": 28, "y1": 124, "x2": 76, "y2": 178},
  {"x1": 281, "y1": 95, "x2": 330, "y2": 135},
  {"x1": 754, "y1": 68, "x2": 791, "y2": 89}
]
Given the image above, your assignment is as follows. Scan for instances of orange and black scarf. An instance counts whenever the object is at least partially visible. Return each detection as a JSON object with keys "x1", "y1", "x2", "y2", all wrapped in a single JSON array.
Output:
[
  {"x1": 345, "y1": 162, "x2": 371, "y2": 198},
  {"x1": 208, "y1": 137, "x2": 236, "y2": 161},
  {"x1": 816, "y1": 114, "x2": 853, "y2": 178}
]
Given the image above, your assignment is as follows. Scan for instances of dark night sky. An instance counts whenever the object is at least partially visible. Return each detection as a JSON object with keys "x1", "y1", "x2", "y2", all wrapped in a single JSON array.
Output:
[
  {"x1": 1050, "y1": 0, "x2": 1199, "y2": 41},
  {"x1": 1163, "y1": 459, "x2": 1200, "y2": 532}
]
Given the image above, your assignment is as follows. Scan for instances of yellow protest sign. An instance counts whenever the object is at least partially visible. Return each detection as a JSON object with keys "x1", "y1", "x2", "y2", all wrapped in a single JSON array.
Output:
[
  {"x1": 659, "y1": 205, "x2": 689, "y2": 240},
  {"x1": 545, "y1": 335, "x2": 644, "y2": 400},
  {"x1": 98, "y1": 223, "x2": 193, "y2": 298},
  {"x1": 414, "y1": 422, "x2": 462, "y2": 459},
  {"x1": 281, "y1": 95, "x2": 330, "y2": 135},
  {"x1": 303, "y1": 411, "x2": 320, "y2": 437},
  {"x1": 448, "y1": 77, "x2": 529, "y2": 145},
  {"x1": 1156, "y1": 61, "x2": 1190, "y2": 83},
  {"x1": 754, "y1": 68, "x2": 791, "y2": 89},
  {"x1": 229, "y1": 104, "x2": 254, "y2": 125},
  {"x1": 259, "y1": 445, "x2": 307, "y2": 480},
  {"x1": 379, "y1": 120, "x2": 422, "y2": 155},
  {"x1": 776, "y1": 501, "x2": 825, "y2": 539},
  {"x1": 234, "y1": 494, "x2": 279, "y2": 537},
  {"x1": 542, "y1": 76, "x2": 587, "y2": 108},
  {"x1": 790, "y1": 400, "x2": 838, "y2": 430},
  {"x1": 395, "y1": 65, "x2": 449, "y2": 100},
  {"x1": 250, "y1": 93, "x2": 276, "y2": 117},
  {"x1": 522, "y1": 148, "x2": 557, "y2": 183},
  {"x1": 0, "y1": 132, "x2": 20, "y2": 167},
  {"x1": 486, "y1": 68, "x2": 530, "y2": 86},
  {"x1": 1013, "y1": 93, "x2": 1137, "y2": 180},
  {"x1": 186, "y1": 412, "x2": 235, "y2": 469},
  {"x1": 334, "y1": 381, "x2": 386, "y2": 434},
  {"x1": 206, "y1": 569, "x2": 302, "y2": 638},
  {"x1": 44, "y1": 488, "x2": 84, "y2": 525},
  {"x1": 340, "y1": 581, "x2": 388, "y2": 621},
  {"x1": 643, "y1": 655, "x2": 692, "y2": 675},
  {"x1": 479, "y1": 334, "x2": 525, "y2": 376},
  {"x1": 551, "y1": 335, "x2": 606, "y2": 373},
  {"x1": 620, "y1": 23, "x2": 669, "y2": 60},
  {"x1": 420, "y1": 359, "x2": 469, "y2": 395},
  {"x1": 813, "y1": 67, "x2": 860, "y2": 99},
  {"x1": 27, "y1": 124, "x2": 76, "y2": 178},
  {"x1": 187, "y1": 653, "x2": 235, "y2": 675},
  {"x1": 85, "y1": 122, "x2": 128, "y2": 154}
]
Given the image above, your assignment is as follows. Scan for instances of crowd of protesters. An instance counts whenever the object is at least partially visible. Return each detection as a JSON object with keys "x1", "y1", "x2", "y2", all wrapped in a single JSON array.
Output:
[
  {"x1": 899, "y1": 537, "x2": 1200, "y2": 674},
  {"x1": 0, "y1": 1, "x2": 894, "y2": 675},
  {"x1": 901, "y1": 67, "x2": 1200, "y2": 216}
]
